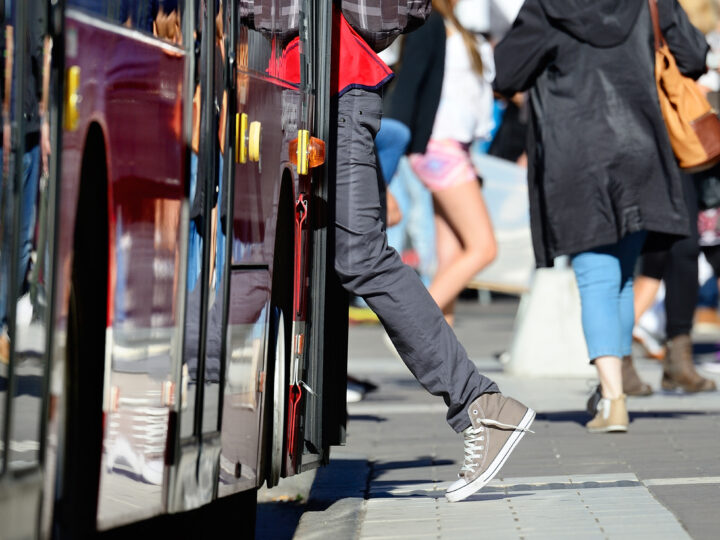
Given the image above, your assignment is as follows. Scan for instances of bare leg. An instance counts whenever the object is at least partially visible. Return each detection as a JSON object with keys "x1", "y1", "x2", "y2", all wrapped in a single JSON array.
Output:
[
  {"x1": 428, "y1": 180, "x2": 496, "y2": 313},
  {"x1": 386, "y1": 189, "x2": 402, "y2": 227},
  {"x1": 634, "y1": 275, "x2": 661, "y2": 324},
  {"x1": 433, "y1": 209, "x2": 462, "y2": 325},
  {"x1": 595, "y1": 355, "x2": 623, "y2": 399}
]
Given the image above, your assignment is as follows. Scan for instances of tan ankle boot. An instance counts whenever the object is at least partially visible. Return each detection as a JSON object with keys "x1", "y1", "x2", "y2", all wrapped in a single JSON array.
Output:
[
  {"x1": 586, "y1": 394, "x2": 628, "y2": 433},
  {"x1": 662, "y1": 335, "x2": 716, "y2": 393},
  {"x1": 622, "y1": 356, "x2": 652, "y2": 396}
]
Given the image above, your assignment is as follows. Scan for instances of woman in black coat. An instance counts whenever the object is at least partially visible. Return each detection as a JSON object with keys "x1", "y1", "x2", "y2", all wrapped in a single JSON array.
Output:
[{"x1": 494, "y1": 0, "x2": 708, "y2": 432}]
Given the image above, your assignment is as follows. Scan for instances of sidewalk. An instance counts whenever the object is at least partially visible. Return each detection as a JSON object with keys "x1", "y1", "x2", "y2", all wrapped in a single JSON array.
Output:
[{"x1": 271, "y1": 298, "x2": 720, "y2": 540}]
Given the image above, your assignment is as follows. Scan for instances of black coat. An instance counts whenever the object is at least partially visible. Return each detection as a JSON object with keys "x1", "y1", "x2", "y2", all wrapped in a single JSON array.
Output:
[
  {"x1": 494, "y1": 0, "x2": 708, "y2": 267},
  {"x1": 385, "y1": 12, "x2": 445, "y2": 155}
]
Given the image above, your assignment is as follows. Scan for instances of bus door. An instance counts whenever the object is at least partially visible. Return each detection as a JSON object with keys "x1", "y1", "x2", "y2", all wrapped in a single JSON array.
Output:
[
  {"x1": 296, "y1": 0, "x2": 348, "y2": 474},
  {"x1": 167, "y1": 0, "x2": 226, "y2": 512},
  {"x1": 0, "y1": 0, "x2": 54, "y2": 537},
  {"x1": 216, "y1": 0, "x2": 299, "y2": 496}
]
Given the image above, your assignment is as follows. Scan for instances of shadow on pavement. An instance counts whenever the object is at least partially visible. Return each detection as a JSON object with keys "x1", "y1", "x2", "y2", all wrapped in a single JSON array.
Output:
[
  {"x1": 374, "y1": 458, "x2": 455, "y2": 470},
  {"x1": 256, "y1": 502, "x2": 305, "y2": 540},
  {"x1": 537, "y1": 409, "x2": 716, "y2": 427},
  {"x1": 348, "y1": 414, "x2": 388, "y2": 422},
  {"x1": 454, "y1": 491, "x2": 534, "y2": 503}
]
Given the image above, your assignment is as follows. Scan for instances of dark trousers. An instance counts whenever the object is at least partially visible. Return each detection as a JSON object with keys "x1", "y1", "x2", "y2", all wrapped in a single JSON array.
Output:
[
  {"x1": 640, "y1": 175, "x2": 699, "y2": 339},
  {"x1": 333, "y1": 88, "x2": 498, "y2": 432}
]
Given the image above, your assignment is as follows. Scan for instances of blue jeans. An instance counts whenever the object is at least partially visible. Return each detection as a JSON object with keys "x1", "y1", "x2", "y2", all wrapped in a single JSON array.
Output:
[
  {"x1": 187, "y1": 152, "x2": 203, "y2": 292},
  {"x1": 0, "y1": 144, "x2": 41, "y2": 328},
  {"x1": 215, "y1": 154, "x2": 225, "y2": 294},
  {"x1": 571, "y1": 232, "x2": 647, "y2": 361},
  {"x1": 375, "y1": 118, "x2": 410, "y2": 185},
  {"x1": 187, "y1": 152, "x2": 225, "y2": 294},
  {"x1": 697, "y1": 275, "x2": 718, "y2": 309}
]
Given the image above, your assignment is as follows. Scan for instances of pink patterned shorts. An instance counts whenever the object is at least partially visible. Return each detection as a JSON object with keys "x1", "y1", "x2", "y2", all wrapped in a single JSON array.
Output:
[{"x1": 409, "y1": 138, "x2": 477, "y2": 192}]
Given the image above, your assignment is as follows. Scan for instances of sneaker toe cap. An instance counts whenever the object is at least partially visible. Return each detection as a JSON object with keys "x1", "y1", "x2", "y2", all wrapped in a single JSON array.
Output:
[{"x1": 446, "y1": 477, "x2": 468, "y2": 494}]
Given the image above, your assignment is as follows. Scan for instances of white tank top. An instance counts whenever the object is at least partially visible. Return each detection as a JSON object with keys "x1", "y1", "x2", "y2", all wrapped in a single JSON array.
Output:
[{"x1": 430, "y1": 28, "x2": 496, "y2": 144}]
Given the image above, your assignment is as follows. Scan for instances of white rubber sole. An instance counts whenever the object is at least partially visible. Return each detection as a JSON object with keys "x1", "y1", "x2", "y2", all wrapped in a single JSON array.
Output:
[
  {"x1": 587, "y1": 424, "x2": 628, "y2": 433},
  {"x1": 446, "y1": 407, "x2": 536, "y2": 503}
]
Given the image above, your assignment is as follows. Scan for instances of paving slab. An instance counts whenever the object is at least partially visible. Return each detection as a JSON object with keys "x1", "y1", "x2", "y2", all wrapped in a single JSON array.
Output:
[{"x1": 261, "y1": 299, "x2": 720, "y2": 539}]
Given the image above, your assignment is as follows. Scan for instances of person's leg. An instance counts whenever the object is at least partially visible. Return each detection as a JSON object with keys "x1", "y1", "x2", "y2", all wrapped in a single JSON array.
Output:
[
  {"x1": 618, "y1": 232, "x2": 653, "y2": 395},
  {"x1": 662, "y1": 178, "x2": 715, "y2": 391},
  {"x1": 572, "y1": 233, "x2": 645, "y2": 397},
  {"x1": 18, "y1": 145, "x2": 41, "y2": 293},
  {"x1": 402, "y1": 159, "x2": 436, "y2": 286},
  {"x1": 635, "y1": 247, "x2": 669, "y2": 359},
  {"x1": 572, "y1": 233, "x2": 645, "y2": 431},
  {"x1": 428, "y1": 180, "x2": 497, "y2": 313},
  {"x1": 187, "y1": 153, "x2": 202, "y2": 293},
  {"x1": 617, "y1": 232, "x2": 648, "y2": 352},
  {"x1": 665, "y1": 175, "x2": 700, "y2": 340},
  {"x1": 334, "y1": 89, "x2": 499, "y2": 432},
  {"x1": 433, "y1": 206, "x2": 462, "y2": 325},
  {"x1": 375, "y1": 118, "x2": 411, "y2": 184},
  {"x1": 386, "y1": 163, "x2": 410, "y2": 254},
  {"x1": 634, "y1": 275, "x2": 662, "y2": 324},
  {"x1": 663, "y1": 237, "x2": 699, "y2": 340}
]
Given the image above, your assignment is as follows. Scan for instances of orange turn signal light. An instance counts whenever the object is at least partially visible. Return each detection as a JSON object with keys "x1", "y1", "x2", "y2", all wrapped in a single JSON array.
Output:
[{"x1": 289, "y1": 131, "x2": 326, "y2": 175}]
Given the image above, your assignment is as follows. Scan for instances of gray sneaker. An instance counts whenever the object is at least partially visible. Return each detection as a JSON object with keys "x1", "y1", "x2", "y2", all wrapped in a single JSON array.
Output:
[{"x1": 446, "y1": 393, "x2": 535, "y2": 502}]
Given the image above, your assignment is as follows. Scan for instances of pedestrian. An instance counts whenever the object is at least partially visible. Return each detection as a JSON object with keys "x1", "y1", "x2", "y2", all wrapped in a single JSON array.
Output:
[
  {"x1": 632, "y1": 176, "x2": 716, "y2": 394},
  {"x1": 304, "y1": 0, "x2": 536, "y2": 503},
  {"x1": 403, "y1": 0, "x2": 498, "y2": 327},
  {"x1": 494, "y1": 0, "x2": 709, "y2": 433},
  {"x1": 333, "y1": 1, "x2": 535, "y2": 502},
  {"x1": 247, "y1": 0, "x2": 536, "y2": 503}
]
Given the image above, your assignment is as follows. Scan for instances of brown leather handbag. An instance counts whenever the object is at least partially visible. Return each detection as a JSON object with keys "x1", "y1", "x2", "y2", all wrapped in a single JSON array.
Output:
[{"x1": 650, "y1": 0, "x2": 720, "y2": 171}]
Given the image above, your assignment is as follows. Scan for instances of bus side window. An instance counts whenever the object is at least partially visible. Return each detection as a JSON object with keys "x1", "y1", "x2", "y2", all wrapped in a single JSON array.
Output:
[
  {"x1": 238, "y1": 0, "x2": 299, "y2": 84},
  {"x1": 237, "y1": 1, "x2": 273, "y2": 77},
  {"x1": 66, "y1": 1, "x2": 184, "y2": 45}
]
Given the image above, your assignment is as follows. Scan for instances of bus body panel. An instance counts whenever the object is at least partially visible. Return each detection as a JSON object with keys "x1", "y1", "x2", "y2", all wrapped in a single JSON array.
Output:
[
  {"x1": 50, "y1": 11, "x2": 187, "y2": 531},
  {"x1": 0, "y1": 1, "x2": 341, "y2": 534},
  {"x1": 219, "y1": 60, "x2": 302, "y2": 493}
]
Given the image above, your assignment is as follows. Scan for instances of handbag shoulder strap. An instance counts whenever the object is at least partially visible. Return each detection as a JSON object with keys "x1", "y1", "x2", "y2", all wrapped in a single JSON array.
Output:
[{"x1": 648, "y1": 0, "x2": 665, "y2": 50}]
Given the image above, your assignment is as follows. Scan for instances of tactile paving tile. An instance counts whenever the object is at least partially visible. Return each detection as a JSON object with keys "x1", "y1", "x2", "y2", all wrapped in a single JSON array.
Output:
[{"x1": 358, "y1": 474, "x2": 690, "y2": 540}]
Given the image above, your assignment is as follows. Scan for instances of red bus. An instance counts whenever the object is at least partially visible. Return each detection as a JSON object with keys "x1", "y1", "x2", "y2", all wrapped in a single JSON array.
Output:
[{"x1": 0, "y1": 0, "x2": 347, "y2": 536}]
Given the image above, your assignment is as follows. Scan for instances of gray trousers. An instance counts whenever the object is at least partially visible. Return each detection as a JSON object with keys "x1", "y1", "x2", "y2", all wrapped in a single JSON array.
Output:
[{"x1": 333, "y1": 88, "x2": 499, "y2": 433}]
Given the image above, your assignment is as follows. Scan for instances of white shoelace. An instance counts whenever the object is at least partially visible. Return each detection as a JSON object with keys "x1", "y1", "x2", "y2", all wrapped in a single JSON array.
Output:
[
  {"x1": 460, "y1": 419, "x2": 535, "y2": 474},
  {"x1": 461, "y1": 425, "x2": 486, "y2": 473}
]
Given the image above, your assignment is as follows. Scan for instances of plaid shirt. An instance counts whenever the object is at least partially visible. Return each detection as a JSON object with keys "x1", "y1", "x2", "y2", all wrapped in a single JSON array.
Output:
[
  {"x1": 240, "y1": 0, "x2": 431, "y2": 51},
  {"x1": 266, "y1": 6, "x2": 394, "y2": 95},
  {"x1": 338, "y1": 0, "x2": 432, "y2": 51},
  {"x1": 238, "y1": 0, "x2": 300, "y2": 44}
]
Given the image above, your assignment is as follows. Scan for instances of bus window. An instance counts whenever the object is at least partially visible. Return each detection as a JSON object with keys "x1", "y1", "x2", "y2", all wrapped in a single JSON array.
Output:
[
  {"x1": 237, "y1": 0, "x2": 300, "y2": 85},
  {"x1": 67, "y1": 1, "x2": 181, "y2": 39},
  {"x1": 199, "y1": 0, "x2": 232, "y2": 436},
  {"x1": 180, "y1": 0, "x2": 210, "y2": 440},
  {"x1": 47, "y1": 0, "x2": 189, "y2": 533},
  {"x1": 0, "y1": 0, "x2": 13, "y2": 478},
  {"x1": 0, "y1": 0, "x2": 51, "y2": 476}
]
